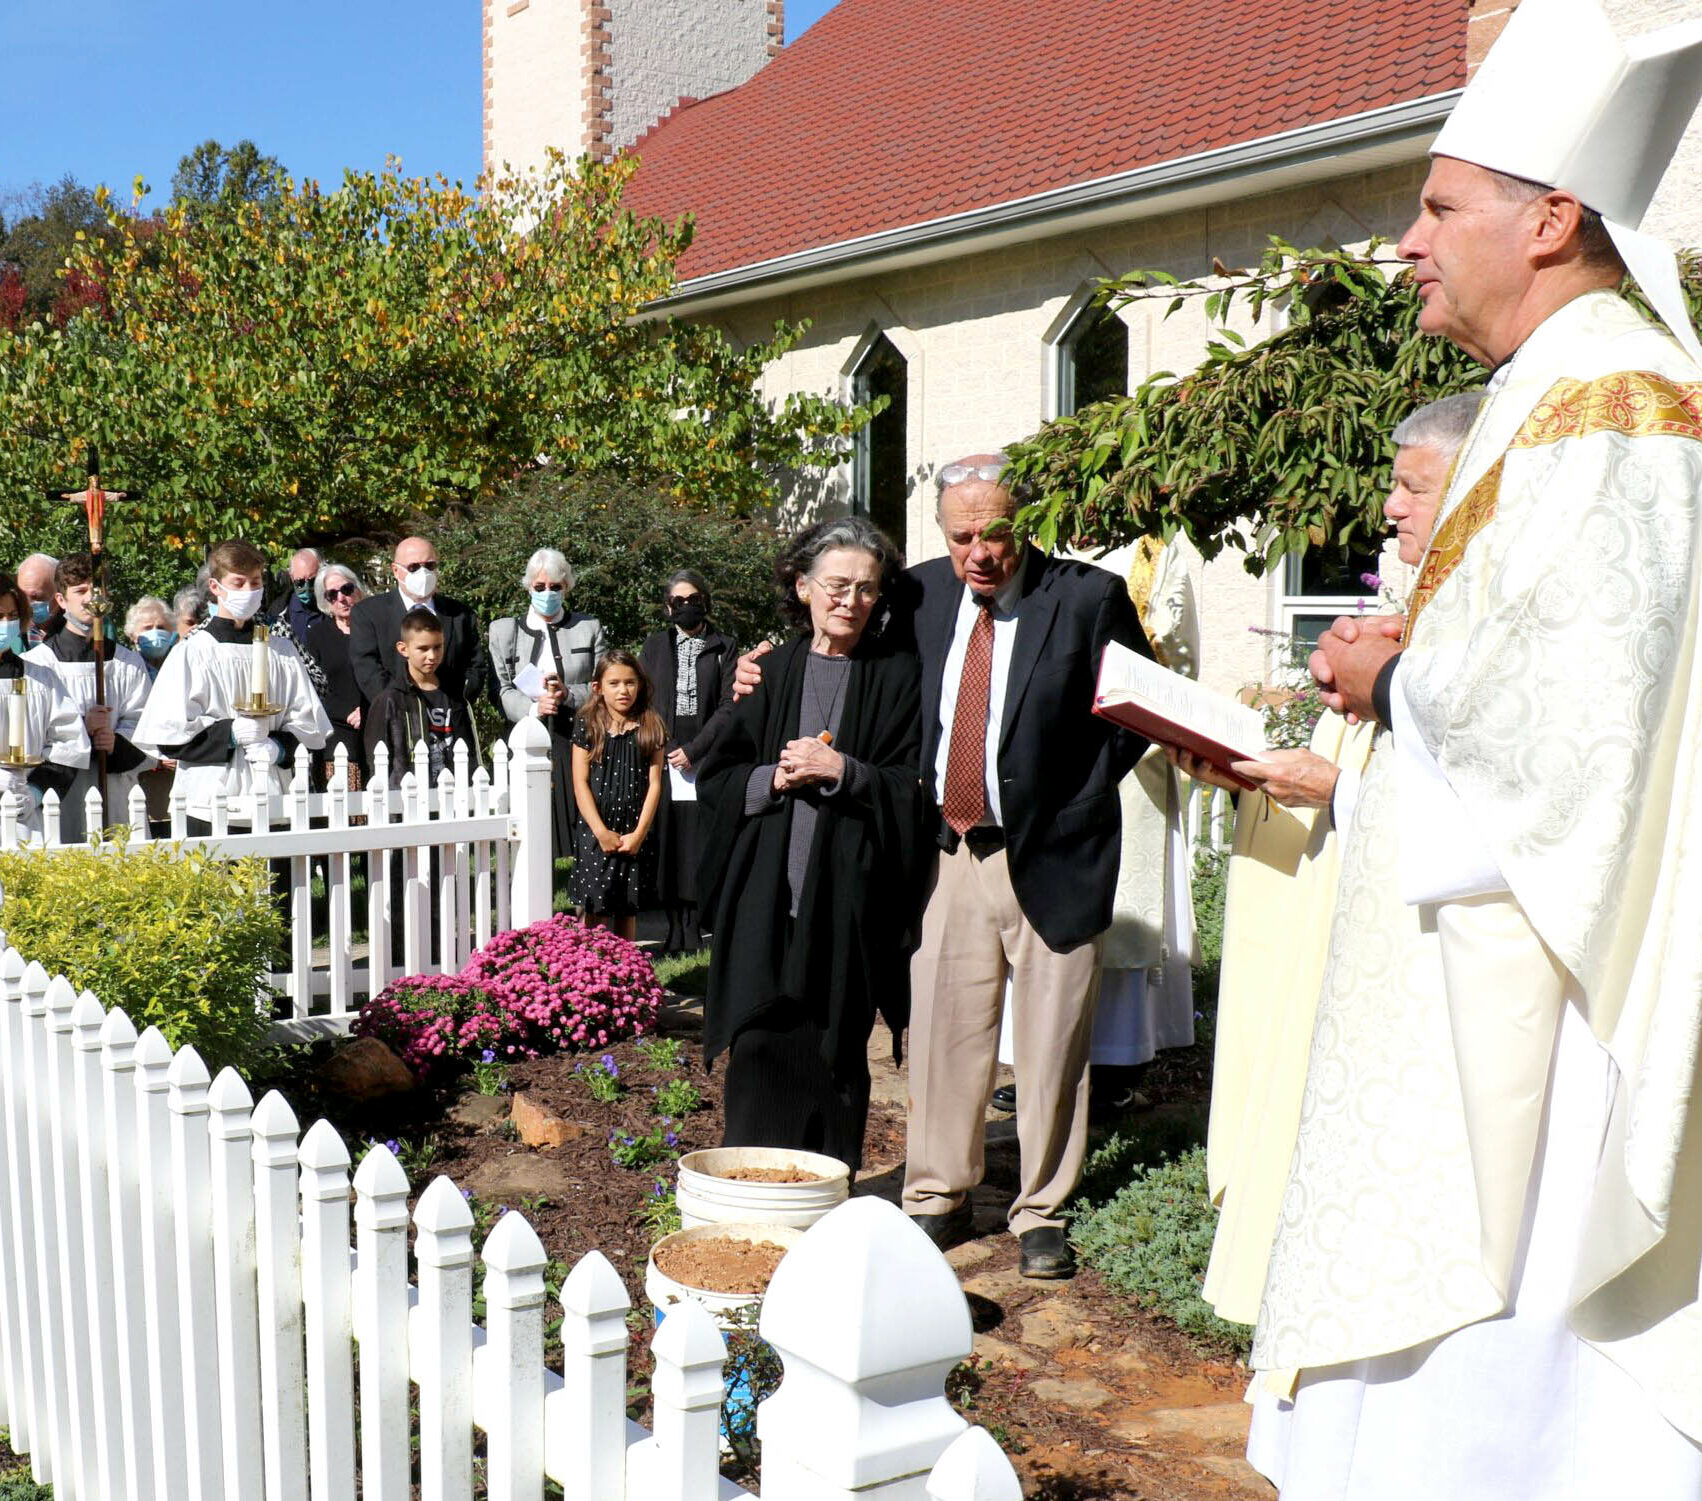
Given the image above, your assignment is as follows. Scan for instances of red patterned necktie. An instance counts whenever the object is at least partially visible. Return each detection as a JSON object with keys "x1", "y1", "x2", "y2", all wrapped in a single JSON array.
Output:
[{"x1": 942, "y1": 598, "x2": 995, "y2": 835}]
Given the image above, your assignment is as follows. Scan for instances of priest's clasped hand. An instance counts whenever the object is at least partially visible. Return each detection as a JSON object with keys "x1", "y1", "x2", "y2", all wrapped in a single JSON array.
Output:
[
  {"x1": 1310, "y1": 614, "x2": 1404, "y2": 724},
  {"x1": 773, "y1": 734, "x2": 843, "y2": 793}
]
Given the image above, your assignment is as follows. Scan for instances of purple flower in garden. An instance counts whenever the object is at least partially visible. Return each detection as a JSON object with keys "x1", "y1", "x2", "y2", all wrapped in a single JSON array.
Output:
[
  {"x1": 1360, "y1": 571, "x2": 1383, "y2": 592},
  {"x1": 462, "y1": 1188, "x2": 473, "y2": 1201},
  {"x1": 385, "y1": 1139, "x2": 401, "y2": 1154},
  {"x1": 600, "y1": 1054, "x2": 618, "y2": 1077},
  {"x1": 480, "y1": 1049, "x2": 496, "y2": 1064}
]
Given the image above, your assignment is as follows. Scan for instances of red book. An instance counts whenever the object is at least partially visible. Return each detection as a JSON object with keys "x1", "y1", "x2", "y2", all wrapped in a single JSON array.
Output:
[{"x1": 1093, "y1": 641, "x2": 1269, "y2": 791}]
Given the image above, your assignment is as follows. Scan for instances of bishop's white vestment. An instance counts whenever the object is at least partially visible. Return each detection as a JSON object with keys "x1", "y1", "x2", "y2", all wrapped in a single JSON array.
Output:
[{"x1": 1250, "y1": 291, "x2": 1702, "y2": 1497}]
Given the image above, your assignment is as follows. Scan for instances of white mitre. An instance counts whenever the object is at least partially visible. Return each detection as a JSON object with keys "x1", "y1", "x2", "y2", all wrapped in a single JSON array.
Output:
[{"x1": 1430, "y1": 0, "x2": 1702, "y2": 365}]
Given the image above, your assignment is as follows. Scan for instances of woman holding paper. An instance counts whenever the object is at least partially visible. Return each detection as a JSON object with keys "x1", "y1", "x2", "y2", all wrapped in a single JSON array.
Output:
[
  {"x1": 640, "y1": 568, "x2": 738, "y2": 953},
  {"x1": 489, "y1": 549, "x2": 608, "y2": 863}
]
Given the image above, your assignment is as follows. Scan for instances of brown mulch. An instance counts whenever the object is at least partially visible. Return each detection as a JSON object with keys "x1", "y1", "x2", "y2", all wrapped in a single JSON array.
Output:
[{"x1": 652, "y1": 1235, "x2": 789, "y2": 1295}]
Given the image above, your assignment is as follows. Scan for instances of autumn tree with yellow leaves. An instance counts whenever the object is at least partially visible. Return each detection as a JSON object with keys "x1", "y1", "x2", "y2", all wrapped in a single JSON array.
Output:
[{"x1": 0, "y1": 152, "x2": 872, "y2": 588}]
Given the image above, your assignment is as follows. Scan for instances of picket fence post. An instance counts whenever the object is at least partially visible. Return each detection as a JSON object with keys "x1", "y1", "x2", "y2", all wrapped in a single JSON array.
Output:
[
  {"x1": 168, "y1": 1045, "x2": 225, "y2": 1501},
  {"x1": 71, "y1": 990, "x2": 124, "y2": 1501},
  {"x1": 758, "y1": 1197, "x2": 974, "y2": 1501},
  {"x1": 549, "y1": 1250, "x2": 631, "y2": 1500},
  {"x1": 18, "y1": 960, "x2": 56, "y2": 1488},
  {"x1": 134, "y1": 1025, "x2": 190, "y2": 1500},
  {"x1": 508, "y1": 717, "x2": 554, "y2": 927},
  {"x1": 251, "y1": 1090, "x2": 309, "y2": 1501},
  {"x1": 300, "y1": 1118, "x2": 357, "y2": 1501},
  {"x1": 0, "y1": 947, "x2": 37, "y2": 1461},
  {"x1": 414, "y1": 1175, "x2": 476, "y2": 1501},
  {"x1": 627, "y1": 1297, "x2": 726, "y2": 1501},
  {"x1": 352, "y1": 1143, "x2": 412, "y2": 1501},
  {"x1": 208, "y1": 1067, "x2": 266, "y2": 1501},
  {"x1": 924, "y1": 1428, "x2": 1024, "y2": 1501},
  {"x1": 482, "y1": 1210, "x2": 548, "y2": 1501},
  {"x1": 99, "y1": 1005, "x2": 155, "y2": 1501}
]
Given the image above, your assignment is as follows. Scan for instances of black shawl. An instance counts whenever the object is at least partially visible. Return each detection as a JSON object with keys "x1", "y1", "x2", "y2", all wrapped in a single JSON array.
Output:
[{"x1": 696, "y1": 634, "x2": 924, "y2": 1079}]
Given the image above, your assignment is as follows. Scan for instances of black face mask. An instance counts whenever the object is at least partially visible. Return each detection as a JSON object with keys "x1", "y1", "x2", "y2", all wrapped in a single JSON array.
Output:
[{"x1": 668, "y1": 600, "x2": 706, "y2": 630}]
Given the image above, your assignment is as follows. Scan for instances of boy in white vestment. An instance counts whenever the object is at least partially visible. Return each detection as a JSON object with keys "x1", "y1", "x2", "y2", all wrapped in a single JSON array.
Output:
[
  {"x1": 0, "y1": 572, "x2": 89, "y2": 842},
  {"x1": 133, "y1": 538, "x2": 329, "y2": 830},
  {"x1": 24, "y1": 552, "x2": 153, "y2": 843}
]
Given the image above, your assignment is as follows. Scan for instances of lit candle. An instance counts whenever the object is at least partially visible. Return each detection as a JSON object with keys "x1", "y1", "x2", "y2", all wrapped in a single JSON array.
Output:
[
  {"x1": 249, "y1": 624, "x2": 269, "y2": 705},
  {"x1": 7, "y1": 679, "x2": 24, "y2": 759}
]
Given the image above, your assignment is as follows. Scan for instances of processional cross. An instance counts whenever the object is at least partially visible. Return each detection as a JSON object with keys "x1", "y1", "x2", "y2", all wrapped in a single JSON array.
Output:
[{"x1": 59, "y1": 448, "x2": 128, "y2": 830}]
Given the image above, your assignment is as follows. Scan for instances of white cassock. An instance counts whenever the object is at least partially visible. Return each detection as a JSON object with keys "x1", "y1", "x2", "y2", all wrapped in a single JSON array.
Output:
[
  {"x1": 132, "y1": 622, "x2": 330, "y2": 825},
  {"x1": 24, "y1": 633, "x2": 153, "y2": 843},
  {"x1": 997, "y1": 537, "x2": 1200, "y2": 1071},
  {"x1": 1250, "y1": 290, "x2": 1702, "y2": 1497},
  {"x1": 0, "y1": 659, "x2": 90, "y2": 842}
]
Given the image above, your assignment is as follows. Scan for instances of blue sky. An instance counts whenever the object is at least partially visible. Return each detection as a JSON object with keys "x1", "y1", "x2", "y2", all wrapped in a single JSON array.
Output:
[{"x1": 1, "y1": 0, "x2": 842, "y2": 208}]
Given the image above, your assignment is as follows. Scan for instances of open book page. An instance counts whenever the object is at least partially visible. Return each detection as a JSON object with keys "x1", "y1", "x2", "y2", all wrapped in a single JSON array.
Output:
[{"x1": 1094, "y1": 640, "x2": 1269, "y2": 786}]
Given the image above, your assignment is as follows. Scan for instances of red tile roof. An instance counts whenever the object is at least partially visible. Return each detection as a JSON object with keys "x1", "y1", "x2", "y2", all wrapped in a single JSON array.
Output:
[{"x1": 623, "y1": 0, "x2": 1466, "y2": 282}]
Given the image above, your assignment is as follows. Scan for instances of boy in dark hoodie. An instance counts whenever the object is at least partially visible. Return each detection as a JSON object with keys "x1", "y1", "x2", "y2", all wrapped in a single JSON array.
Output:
[{"x1": 363, "y1": 607, "x2": 479, "y2": 778}]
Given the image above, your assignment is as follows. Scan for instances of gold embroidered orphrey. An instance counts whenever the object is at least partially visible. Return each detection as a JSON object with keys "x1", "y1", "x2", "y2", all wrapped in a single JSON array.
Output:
[{"x1": 1400, "y1": 370, "x2": 1702, "y2": 647}]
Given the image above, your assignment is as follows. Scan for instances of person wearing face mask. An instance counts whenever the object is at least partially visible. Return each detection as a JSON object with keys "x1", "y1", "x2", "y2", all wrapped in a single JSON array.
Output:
[
  {"x1": 640, "y1": 568, "x2": 737, "y2": 953},
  {"x1": 490, "y1": 549, "x2": 607, "y2": 864},
  {"x1": 133, "y1": 538, "x2": 330, "y2": 831},
  {"x1": 0, "y1": 572, "x2": 90, "y2": 839},
  {"x1": 349, "y1": 535, "x2": 488, "y2": 709},
  {"x1": 16, "y1": 554, "x2": 59, "y2": 647},
  {"x1": 265, "y1": 547, "x2": 325, "y2": 643},
  {"x1": 124, "y1": 596, "x2": 180, "y2": 835},
  {"x1": 25, "y1": 553, "x2": 156, "y2": 844}
]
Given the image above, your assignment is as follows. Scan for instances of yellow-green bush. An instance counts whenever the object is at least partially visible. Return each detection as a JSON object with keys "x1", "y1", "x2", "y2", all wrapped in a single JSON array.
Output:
[{"x1": 0, "y1": 839, "x2": 281, "y2": 1072}]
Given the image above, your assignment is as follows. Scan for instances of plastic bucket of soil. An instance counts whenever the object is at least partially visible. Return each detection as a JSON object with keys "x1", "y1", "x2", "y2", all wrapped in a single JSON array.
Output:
[
  {"x1": 646, "y1": 1221, "x2": 804, "y2": 1445},
  {"x1": 675, "y1": 1146, "x2": 850, "y2": 1231}
]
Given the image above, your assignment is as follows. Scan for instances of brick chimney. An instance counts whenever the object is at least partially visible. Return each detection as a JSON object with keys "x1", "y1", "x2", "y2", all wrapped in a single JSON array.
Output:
[{"x1": 484, "y1": 0, "x2": 781, "y2": 178}]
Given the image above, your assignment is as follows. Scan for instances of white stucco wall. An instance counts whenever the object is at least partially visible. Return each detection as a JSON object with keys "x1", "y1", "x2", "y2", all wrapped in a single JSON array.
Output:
[
  {"x1": 608, "y1": 0, "x2": 772, "y2": 149},
  {"x1": 1606, "y1": 0, "x2": 1702, "y2": 253},
  {"x1": 713, "y1": 162, "x2": 1430, "y2": 700},
  {"x1": 488, "y1": 0, "x2": 588, "y2": 178}
]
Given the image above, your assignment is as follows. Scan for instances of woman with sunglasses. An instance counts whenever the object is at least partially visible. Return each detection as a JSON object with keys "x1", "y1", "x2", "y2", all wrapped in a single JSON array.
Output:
[
  {"x1": 304, "y1": 563, "x2": 371, "y2": 785},
  {"x1": 639, "y1": 568, "x2": 738, "y2": 953}
]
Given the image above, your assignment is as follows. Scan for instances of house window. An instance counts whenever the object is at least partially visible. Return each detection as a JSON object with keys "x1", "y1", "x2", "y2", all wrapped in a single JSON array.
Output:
[
  {"x1": 1275, "y1": 544, "x2": 1384, "y2": 661},
  {"x1": 851, "y1": 334, "x2": 909, "y2": 543},
  {"x1": 1057, "y1": 304, "x2": 1129, "y2": 415}
]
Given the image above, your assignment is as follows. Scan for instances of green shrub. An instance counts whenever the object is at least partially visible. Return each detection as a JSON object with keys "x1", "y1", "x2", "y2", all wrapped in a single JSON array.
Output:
[
  {"x1": 0, "y1": 838, "x2": 281, "y2": 1073},
  {"x1": 434, "y1": 469, "x2": 784, "y2": 662},
  {"x1": 1070, "y1": 1145, "x2": 1250, "y2": 1357}
]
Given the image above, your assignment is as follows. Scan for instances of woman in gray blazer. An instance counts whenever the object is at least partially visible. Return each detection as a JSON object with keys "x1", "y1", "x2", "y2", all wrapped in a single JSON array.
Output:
[{"x1": 489, "y1": 548, "x2": 608, "y2": 860}]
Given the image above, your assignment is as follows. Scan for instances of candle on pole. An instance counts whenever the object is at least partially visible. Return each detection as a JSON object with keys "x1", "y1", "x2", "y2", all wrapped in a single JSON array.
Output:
[
  {"x1": 249, "y1": 624, "x2": 270, "y2": 707},
  {"x1": 6, "y1": 679, "x2": 24, "y2": 761}
]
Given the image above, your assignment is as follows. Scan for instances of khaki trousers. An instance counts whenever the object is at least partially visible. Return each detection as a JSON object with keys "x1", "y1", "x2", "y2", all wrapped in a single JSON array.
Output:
[{"x1": 902, "y1": 843, "x2": 1104, "y2": 1235}]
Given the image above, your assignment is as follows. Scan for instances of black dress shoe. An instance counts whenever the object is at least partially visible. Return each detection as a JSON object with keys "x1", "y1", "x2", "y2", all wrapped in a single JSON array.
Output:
[
  {"x1": 909, "y1": 1202, "x2": 975, "y2": 1252},
  {"x1": 990, "y1": 1084, "x2": 1017, "y2": 1114},
  {"x1": 1019, "y1": 1226, "x2": 1076, "y2": 1279}
]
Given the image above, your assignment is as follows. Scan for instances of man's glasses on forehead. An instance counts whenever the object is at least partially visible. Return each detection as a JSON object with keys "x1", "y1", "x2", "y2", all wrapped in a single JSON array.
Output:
[
  {"x1": 936, "y1": 461, "x2": 1010, "y2": 490},
  {"x1": 401, "y1": 560, "x2": 438, "y2": 573}
]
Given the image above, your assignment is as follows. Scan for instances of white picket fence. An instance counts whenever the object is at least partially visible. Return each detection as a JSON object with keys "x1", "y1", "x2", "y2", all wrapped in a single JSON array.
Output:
[
  {"x1": 0, "y1": 718, "x2": 558, "y2": 1042},
  {"x1": 0, "y1": 938, "x2": 1024, "y2": 1501}
]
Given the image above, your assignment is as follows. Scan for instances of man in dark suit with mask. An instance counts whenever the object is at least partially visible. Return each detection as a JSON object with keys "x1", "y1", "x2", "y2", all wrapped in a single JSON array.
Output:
[{"x1": 349, "y1": 535, "x2": 488, "y2": 708}]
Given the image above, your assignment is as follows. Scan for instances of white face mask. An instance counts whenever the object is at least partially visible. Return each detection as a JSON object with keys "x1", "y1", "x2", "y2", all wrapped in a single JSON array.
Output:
[
  {"x1": 401, "y1": 567, "x2": 438, "y2": 601},
  {"x1": 220, "y1": 586, "x2": 264, "y2": 622}
]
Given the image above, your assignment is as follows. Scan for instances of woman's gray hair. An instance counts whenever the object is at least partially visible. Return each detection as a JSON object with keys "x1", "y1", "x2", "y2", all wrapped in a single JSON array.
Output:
[
  {"x1": 172, "y1": 584, "x2": 206, "y2": 621},
  {"x1": 314, "y1": 562, "x2": 365, "y2": 612},
  {"x1": 1392, "y1": 392, "x2": 1486, "y2": 458},
  {"x1": 124, "y1": 596, "x2": 170, "y2": 638},
  {"x1": 522, "y1": 548, "x2": 574, "y2": 593},
  {"x1": 774, "y1": 514, "x2": 902, "y2": 631}
]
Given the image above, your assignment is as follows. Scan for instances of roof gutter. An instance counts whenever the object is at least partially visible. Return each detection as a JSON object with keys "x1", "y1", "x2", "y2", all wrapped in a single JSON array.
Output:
[{"x1": 646, "y1": 89, "x2": 1462, "y2": 315}]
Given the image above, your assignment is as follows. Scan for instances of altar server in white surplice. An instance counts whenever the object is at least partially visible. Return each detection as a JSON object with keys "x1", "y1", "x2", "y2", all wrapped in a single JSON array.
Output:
[
  {"x1": 1249, "y1": 4, "x2": 1702, "y2": 1495},
  {"x1": 25, "y1": 552, "x2": 154, "y2": 844},
  {"x1": 133, "y1": 538, "x2": 329, "y2": 830}
]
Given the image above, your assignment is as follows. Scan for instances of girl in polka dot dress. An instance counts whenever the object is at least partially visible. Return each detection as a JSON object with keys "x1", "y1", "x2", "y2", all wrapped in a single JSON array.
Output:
[{"x1": 569, "y1": 649, "x2": 667, "y2": 938}]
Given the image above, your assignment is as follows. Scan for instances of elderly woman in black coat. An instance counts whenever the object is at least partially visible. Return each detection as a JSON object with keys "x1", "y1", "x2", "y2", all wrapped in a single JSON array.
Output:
[
  {"x1": 639, "y1": 569, "x2": 737, "y2": 954},
  {"x1": 696, "y1": 516, "x2": 923, "y2": 1172}
]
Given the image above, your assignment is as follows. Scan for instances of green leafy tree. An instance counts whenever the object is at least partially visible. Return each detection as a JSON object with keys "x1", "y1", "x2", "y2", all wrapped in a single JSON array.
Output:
[
  {"x1": 1005, "y1": 240, "x2": 1702, "y2": 573},
  {"x1": 0, "y1": 175, "x2": 115, "y2": 326},
  {"x1": 170, "y1": 138, "x2": 288, "y2": 214},
  {"x1": 0, "y1": 151, "x2": 874, "y2": 587}
]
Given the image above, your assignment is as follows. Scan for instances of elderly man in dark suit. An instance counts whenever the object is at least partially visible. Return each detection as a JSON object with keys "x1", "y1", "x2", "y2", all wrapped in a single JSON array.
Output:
[
  {"x1": 735, "y1": 453, "x2": 1150, "y2": 1277},
  {"x1": 349, "y1": 535, "x2": 489, "y2": 708},
  {"x1": 895, "y1": 454, "x2": 1151, "y2": 1277}
]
